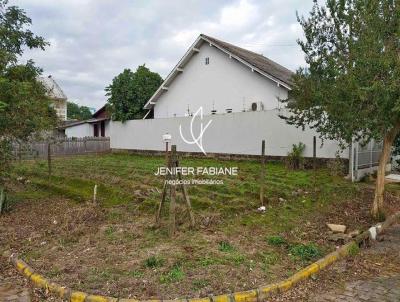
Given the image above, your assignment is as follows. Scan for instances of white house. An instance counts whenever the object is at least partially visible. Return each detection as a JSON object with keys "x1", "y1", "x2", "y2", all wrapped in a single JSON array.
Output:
[
  {"x1": 38, "y1": 75, "x2": 68, "y2": 121},
  {"x1": 144, "y1": 34, "x2": 293, "y2": 118},
  {"x1": 61, "y1": 106, "x2": 110, "y2": 138},
  {"x1": 108, "y1": 34, "x2": 382, "y2": 181}
]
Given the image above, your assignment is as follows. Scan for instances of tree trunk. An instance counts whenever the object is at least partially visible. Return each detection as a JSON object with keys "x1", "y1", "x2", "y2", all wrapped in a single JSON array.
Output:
[{"x1": 372, "y1": 124, "x2": 400, "y2": 219}]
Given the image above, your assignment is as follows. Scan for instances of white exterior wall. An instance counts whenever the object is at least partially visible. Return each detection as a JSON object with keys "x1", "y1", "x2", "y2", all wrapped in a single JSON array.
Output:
[
  {"x1": 110, "y1": 110, "x2": 347, "y2": 159},
  {"x1": 65, "y1": 123, "x2": 92, "y2": 138},
  {"x1": 153, "y1": 43, "x2": 288, "y2": 118}
]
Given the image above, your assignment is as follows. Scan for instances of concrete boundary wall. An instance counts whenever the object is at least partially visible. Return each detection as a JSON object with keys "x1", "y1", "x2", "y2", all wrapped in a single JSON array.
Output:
[{"x1": 110, "y1": 110, "x2": 348, "y2": 159}]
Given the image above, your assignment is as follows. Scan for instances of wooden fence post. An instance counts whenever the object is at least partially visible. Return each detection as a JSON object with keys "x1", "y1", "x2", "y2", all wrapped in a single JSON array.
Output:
[
  {"x1": 0, "y1": 187, "x2": 5, "y2": 214},
  {"x1": 313, "y1": 136, "x2": 317, "y2": 200},
  {"x1": 260, "y1": 140, "x2": 266, "y2": 207},
  {"x1": 47, "y1": 142, "x2": 52, "y2": 179},
  {"x1": 169, "y1": 145, "x2": 177, "y2": 237},
  {"x1": 93, "y1": 184, "x2": 98, "y2": 205}
]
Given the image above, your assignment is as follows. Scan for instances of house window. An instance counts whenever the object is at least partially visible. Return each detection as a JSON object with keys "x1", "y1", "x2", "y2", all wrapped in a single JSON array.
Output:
[{"x1": 205, "y1": 57, "x2": 210, "y2": 65}]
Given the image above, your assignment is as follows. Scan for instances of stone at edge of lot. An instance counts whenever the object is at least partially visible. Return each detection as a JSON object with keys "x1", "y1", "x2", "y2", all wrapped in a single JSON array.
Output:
[
  {"x1": 327, "y1": 223, "x2": 347, "y2": 233},
  {"x1": 348, "y1": 230, "x2": 361, "y2": 238},
  {"x1": 328, "y1": 233, "x2": 350, "y2": 242}
]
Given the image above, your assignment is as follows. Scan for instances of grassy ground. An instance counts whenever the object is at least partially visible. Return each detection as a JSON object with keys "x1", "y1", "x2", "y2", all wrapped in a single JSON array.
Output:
[{"x1": 0, "y1": 153, "x2": 380, "y2": 299}]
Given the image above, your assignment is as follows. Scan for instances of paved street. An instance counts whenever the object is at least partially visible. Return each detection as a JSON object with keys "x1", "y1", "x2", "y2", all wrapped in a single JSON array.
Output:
[{"x1": 312, "y1": 225, "x2": 400, "y2": 302}]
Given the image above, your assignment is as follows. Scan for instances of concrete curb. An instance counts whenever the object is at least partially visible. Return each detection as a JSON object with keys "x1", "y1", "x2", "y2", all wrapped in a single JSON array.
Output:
[{"x1": 4, "y1": 211, "x2": 400, "y2": 302}]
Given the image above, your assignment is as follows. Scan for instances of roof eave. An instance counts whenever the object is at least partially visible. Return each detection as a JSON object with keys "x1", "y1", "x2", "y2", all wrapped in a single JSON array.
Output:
[{"x1": 143, "y1": 34, "x2": 293, "y2": 110}]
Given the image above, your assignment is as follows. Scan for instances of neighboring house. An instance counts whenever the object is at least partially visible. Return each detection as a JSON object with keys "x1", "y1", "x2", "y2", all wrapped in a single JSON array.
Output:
[
  {"x1": 144, "y1": 34, "x2": 293, "y2": 118},
  {"x1": 61, "y1": 105, "x2": 110, "y2": 138},
  {"x1": 38, "y1": 75, "x2": 67, "y2": 121}
]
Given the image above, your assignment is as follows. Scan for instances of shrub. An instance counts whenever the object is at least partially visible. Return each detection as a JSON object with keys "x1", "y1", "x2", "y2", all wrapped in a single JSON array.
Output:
[
  {"x1": 289, "y1": 243, "x2": 321, "y2": 261},
  {"x1": 218, "y1": 241, "x2": 235, "y2": 252},
  {"x1": 286, "y1": 142, "x2": 306, "y2": 170},
  {"x1": 266, "y1": 235, "x2": 286, "y2": 246},
  {"x1": 144, "y1": 256, "x2": 164, "y2": 268}
]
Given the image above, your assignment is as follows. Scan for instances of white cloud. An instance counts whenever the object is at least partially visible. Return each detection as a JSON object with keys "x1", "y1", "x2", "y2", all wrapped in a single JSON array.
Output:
[
  {"x1": 15, "y1": 0, "x2": 315, "y2": 109},
  {"x1": 220, "y1": 0, "x2": 258, "y2": 28}
]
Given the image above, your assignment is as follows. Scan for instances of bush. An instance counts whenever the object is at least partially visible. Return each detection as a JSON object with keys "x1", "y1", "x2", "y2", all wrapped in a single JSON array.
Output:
[
  {"x1": 286, "y1": 142, "x2": 306, "y2": 170},
  {"x1": 289, "y1": 243, "x2": 321, "y2": 261},
  {"x1": 266, "y1": 235, "x2": 286, "y2": 246}
]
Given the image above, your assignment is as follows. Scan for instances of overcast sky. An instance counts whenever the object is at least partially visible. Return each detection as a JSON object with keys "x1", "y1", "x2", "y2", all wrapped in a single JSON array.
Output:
[{"x1": 17, "y1": 0, "x2": 315, "y2": 110}]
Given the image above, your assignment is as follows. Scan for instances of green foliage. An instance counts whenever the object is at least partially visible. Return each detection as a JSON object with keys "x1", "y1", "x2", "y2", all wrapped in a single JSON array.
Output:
[
  {"x1": 128, "y1": 270, "x2": 144, "y2": 278},
  {"x1": 0, "y1": 0, "x2": 55, "y2": 190},
  {"x1": 266, "y1": 235, "x2": 287, "y2": 246},
  {"x1": 159, "y1": 264, "x2": 185, "y2": 284},
  {"x1": 289, "y1": 243, "x2": 321, "y2": 262},
  {"x1": 286, "y1": 142, "x2": 305, "y2": 170},
  {"x1": 105, "y1": 65, "x2": 162, "y2": 122},
  {"x1": 260, "y1": 251, "x2": 279, "y2": 272},
  {"x1": 283, "y1": 0, "x2": 400, "y2": 146},
  {"x1": 347, "y1": 242, "x2": 360, "y2": 257},
  {"x1": 67, "y1": 101, "x2": 92, "y2": 120},
  {"x1": 144, "y1": 255, "x2": 164, "y2": 268},
  {"x1": 218, "y1": 241, "x2": 235, "y2": 252},
  {"x1": 192, "y1": 279, "x2": 210, "y2": 290}
]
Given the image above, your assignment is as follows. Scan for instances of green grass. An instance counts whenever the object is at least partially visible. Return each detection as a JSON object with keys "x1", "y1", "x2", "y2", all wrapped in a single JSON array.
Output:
[
  {"x1": 218, "y1": 241, "x2": 235, "y2": 252},
  {"x1": 266, "y1": 235, "x2": 287, "y2": 246},
  {"x1": 144, "y1": 256, "x2": 165, "y2": 269},
  {"x1": 289, "y1": 243, "x2": 322, "y2": 262},
  {"x1": 160, "y1": 264, "x2": 185, "y2": 284},
  {"x1": 11, "y1": 153, "x2": 359, "y2": 216}
]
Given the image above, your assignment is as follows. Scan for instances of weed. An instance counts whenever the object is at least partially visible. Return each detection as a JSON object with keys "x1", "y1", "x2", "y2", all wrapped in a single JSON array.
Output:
[
  {"x1": 347, "y1": 242, "x2": 360, "y2": 257},
  {"x1": 266, "y1": 235, "x2": 286, "y2": 246},
  {"x1": 226, "y1": 253, "x2": 245, "y2": 265},
  {"x1": 144, "y1": 256, "x2": 164, "y2": 268},
  {"x1": 160, "y1": 265, "x2": 185, "y2": 283},
  {"x1": 218, "y1": 241, "x2": 235, "y2": 252},
  {"x1": 128, "y1": 270, "x2": 144, "y2": 278},
  {"x1": 289, "y1": 243, "x2": 321, "y2": 262},
  {"x1": 192, "y1": 279, "x2": 210, "y2": 290},
  {"x1": 199, "y1": 257, "x2": 222, "y2": 267}
]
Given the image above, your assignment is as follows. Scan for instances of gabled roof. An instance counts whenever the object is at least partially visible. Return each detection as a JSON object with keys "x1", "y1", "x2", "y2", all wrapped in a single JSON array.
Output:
[
  {"x1": 202, "y1": 35, "x2": 294, "y2": 86},
  {"x1": 144, "y1": 34, "x2": 294, "y2": 110},
  {"x1": 58, "y1": 117, "x2": 109, "y2": 129},
  {"x1": 37, "y1": 75, "x2": 67, "y2": 100}
]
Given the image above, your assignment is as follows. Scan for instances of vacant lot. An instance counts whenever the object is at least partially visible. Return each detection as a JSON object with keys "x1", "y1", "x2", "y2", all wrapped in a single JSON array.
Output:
[{"x1": 0, "y1": 153, "x2": 394, "y2": 300}]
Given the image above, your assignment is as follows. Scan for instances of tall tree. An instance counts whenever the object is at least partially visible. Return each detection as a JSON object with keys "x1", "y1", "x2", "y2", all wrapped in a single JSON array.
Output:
[
  {"x1": 282, "y1": 0, "x2": 399, "y2": 219},
  {"x1": 0, "y1": 0, "x2": 56, "y2": 198},
  {"x1": 105, "y1": 65, "x2": 163, "y2": 121},
  {"x1": 67, "y1": 101, "x2": 92, "y2": 120}
]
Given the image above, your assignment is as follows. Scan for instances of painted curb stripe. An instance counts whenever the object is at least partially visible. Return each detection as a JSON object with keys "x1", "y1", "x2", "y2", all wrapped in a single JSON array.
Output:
[{"x1": 4, "y1": 212, "x2": 400, "y2": 302}]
